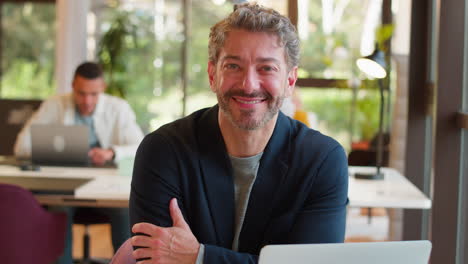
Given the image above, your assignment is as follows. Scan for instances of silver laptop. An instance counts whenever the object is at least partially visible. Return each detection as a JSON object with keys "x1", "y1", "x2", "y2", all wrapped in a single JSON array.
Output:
[
  {"x1": 258, "y1": 240, "x2": 432, "y2": 264},
  {"x1": 31, "y1": 124, "x2": 90, "y2": 166}
]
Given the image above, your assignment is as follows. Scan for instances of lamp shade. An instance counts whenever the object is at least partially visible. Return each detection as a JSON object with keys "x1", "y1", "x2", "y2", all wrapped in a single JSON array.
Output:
[{"x1": 356, "y1": 48, "x2": 387, "y2": 79}]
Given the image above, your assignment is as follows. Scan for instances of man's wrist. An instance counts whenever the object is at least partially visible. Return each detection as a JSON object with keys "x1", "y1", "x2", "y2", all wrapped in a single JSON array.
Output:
[
  {"x1": 195, "y1": 244, "x2": 205, "y2": 264},
  {"x1": 108, "y1": 148, "x2": 115, "y2": 160}
]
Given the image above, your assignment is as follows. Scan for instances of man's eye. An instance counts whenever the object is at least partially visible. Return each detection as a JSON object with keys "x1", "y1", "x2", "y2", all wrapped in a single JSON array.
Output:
[
  {"x1": 225, "y1": 64, "x2": 239, "y2": 70},
  {"x1": 261, "y1": 65, "x2": 274, "y2": 72}
]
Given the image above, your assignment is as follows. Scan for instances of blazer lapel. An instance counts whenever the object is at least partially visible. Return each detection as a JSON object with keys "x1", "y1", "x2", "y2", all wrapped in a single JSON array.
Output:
[
  {"x1": 238, "y1": 113, "x2": 291, "y2": 254},
  {"x1": 196, "y1": 106, "x2": 235, "y2": 249}
]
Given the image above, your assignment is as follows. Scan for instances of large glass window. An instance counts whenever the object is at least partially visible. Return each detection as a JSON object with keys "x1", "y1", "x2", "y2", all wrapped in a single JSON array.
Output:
[
  {"x1": 89, "y1": 0, "x2": 184, "y2": 133},
  {"x1": 300, "y1": 87, "x2": 380, "y2": 151},
  {"x1": 294, "y1": 0, "x2": 387, "y2": 149},
  {"x1": 1, "y1": 2, "x2": 56, "y2": 99},
  {"x1": 297, "y1": 0, "x2": 382, "y2": 79}
]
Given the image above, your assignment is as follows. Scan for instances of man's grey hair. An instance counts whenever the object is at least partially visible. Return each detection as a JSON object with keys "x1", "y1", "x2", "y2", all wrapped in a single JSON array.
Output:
[{"x1": 208, "y1": 2, "x2": 300, "y2": 69}]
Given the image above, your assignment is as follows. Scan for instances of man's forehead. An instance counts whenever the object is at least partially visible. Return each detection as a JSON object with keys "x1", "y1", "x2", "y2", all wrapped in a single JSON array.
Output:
[
  {"x1": 219, "y1": 54, "x2": 282, "y2": 64},
  {"x1": 218, "y1": 30, "x2": 286, "y2": 63},
  {"x1": 224, "y1": 29, "x2": 282, "y2": 46},
  {"x1": 73, "y1": 77, "x2": 104, "y2": 92}
]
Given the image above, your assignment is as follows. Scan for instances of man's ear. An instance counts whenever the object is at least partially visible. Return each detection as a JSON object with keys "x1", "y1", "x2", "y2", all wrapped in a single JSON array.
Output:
[
  {"x1": 207, "y1": 61, "x2": 216, "y2": 92},
  {"x1": 71, "y1": 77, "x2": 77, "y2": 91},
  {"x1": 102, "y1": 81, "x2": 107, "y2": 93},
  {"x1": 285, "y1": 66, "x2": 298, "y2": 97},
  {"x1": 100, "y1": 77, "x2": 107, "y2": 93}
]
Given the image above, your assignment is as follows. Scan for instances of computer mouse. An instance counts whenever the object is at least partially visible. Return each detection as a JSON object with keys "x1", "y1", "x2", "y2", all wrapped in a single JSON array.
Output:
[{"x1": 19, "y1": 164, "x2": 41, "y2": 171}]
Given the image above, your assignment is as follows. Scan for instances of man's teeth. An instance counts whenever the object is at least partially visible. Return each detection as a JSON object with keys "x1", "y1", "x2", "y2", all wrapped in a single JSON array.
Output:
[{"x1": 236, "y1": 99, "x2": 262, "y2": 104}]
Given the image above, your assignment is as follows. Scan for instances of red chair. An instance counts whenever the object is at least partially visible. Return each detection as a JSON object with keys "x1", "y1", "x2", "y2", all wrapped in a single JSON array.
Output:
[
  {"x1": 109, "y1": 238, "x2": 136, "y2": 264},
  {"x1": 0, "y1": 183, "x2": 67, "y2": 264}
]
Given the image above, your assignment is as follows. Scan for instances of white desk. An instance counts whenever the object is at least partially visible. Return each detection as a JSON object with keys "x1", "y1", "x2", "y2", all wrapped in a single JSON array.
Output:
[
  {"x1": 0, "y1": 165, "x2": 130, "y2": 208},
  {"x1": 348, "y1": 166, "x2": 431, "y2": 209},
  {"x1": 0, "y1": 165, "x2": 431, "y2": 210}
]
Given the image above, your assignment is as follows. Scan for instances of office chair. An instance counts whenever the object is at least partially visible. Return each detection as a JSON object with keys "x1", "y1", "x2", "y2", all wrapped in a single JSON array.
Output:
[
  {"x1": 109, "y1": 238, "x2": 136, "y2": 264},
  {"x1": 0, "y1": 183, "x2": 67, "y2": 264},
  {"x1": 74, "y1": 207, "x2": 111, "y2": 264}
]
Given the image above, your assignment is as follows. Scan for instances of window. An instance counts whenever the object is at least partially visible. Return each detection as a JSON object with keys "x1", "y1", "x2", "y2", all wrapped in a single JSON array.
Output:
[
  {"x1": 292, "y1": 0, "x2": 388, "y2": 149},
  {"x1": 0, "y1": 1, "x2": 56, "y2": 99},
  {"x1": 297, "y1": 0, "x2": 382, "y2": 79}
]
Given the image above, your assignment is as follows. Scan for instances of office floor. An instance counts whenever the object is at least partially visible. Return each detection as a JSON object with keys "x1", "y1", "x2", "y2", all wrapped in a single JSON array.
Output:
[
  {"x1": 345, "y1": 207, "x2": 389, "y2": 242},
  {"x1": 72, "y1": 207, "x2": 389, "y2": 259}
]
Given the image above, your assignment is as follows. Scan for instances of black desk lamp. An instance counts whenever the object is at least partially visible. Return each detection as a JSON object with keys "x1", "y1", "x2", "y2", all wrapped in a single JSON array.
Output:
[{"x1": 355, "y1": 47, "x2": 387, "y2": 180}]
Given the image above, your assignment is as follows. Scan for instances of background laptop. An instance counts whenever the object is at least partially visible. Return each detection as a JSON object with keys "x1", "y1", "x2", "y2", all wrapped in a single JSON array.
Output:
[
  {"x1": 258, "y1": 240, "x2": 432, "y2": 264},
  {"x1": 31, "y1": 124, "x2": 90, "y2": 166}
]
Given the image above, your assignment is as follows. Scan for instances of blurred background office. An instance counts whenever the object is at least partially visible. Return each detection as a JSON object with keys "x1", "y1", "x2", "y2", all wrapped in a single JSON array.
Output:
[{"x1": 0, "y1": 0, "x2": 466, "y2": 263}]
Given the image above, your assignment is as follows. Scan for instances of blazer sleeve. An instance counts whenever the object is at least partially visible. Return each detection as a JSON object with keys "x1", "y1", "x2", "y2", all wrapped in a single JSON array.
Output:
[
  {"x1": 204, "y1": 245, "x2": 258, "y2": 263},
  {"x1": 286, "y1": 145, "x2": 349, "y2": 243},
  {"x1": 130, "y1": 133, "x2": 182, "y2": 228}
]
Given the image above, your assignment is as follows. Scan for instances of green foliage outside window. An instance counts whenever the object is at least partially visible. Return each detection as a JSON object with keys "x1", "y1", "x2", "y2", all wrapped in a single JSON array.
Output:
[
  {"x1": 300, "y1": 87, "x2": 380, "y2": 150},
  {"x1": 1, "y1": 3, "x2": 55, "y2": 99}
]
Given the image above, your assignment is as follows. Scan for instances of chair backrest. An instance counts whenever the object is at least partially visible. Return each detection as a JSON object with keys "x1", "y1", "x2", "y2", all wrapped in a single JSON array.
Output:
[
  {"x1": 348, "y1": 149, "x2": 389, "y2": 166},
  {"x1": 109, "y1": 238, "x2": 136, "y2": 264},
  {"x1": 0, "y1": 183, "x2": 67, "y2": 264},
  {"x1": 0, "y1": 98, "x2": 42, "y2": 155}
]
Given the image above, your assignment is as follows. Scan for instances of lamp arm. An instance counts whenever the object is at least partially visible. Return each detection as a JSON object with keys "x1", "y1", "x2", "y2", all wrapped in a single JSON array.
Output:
[{"x1": 376, "y1": 79, "x2": 385, "y2": 176}]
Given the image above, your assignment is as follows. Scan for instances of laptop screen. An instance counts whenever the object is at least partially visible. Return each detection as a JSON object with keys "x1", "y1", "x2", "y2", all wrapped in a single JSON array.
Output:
[
  {"x1": 258, "y1": 240, "x2": 432, "y2": 264},
  {"x1": 31, "y1": 124, "x2": 90, "y2": 166}
]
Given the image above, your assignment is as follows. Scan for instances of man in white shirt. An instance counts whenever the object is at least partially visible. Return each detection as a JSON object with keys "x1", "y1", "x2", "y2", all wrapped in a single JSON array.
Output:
[
  {"x1": 15, "y1": 62, "x2": 144, "y2": 263},
  {"x1": 14, "y1": 62, "x2": 143, "y2": 165}
]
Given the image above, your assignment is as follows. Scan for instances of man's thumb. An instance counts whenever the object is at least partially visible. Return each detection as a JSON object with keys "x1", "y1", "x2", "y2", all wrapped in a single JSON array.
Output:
[{"x1": 170, "y1": 198, "x2": 191, "y2": 230}]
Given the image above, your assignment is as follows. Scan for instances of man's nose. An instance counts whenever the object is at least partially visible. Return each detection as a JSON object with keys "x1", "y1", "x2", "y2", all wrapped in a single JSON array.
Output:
[
  {"x1": 241, "y1": 68, "x2": 260, "y2": 94},
  {"x1": 83, "y1": 95, "x2": 93, "y2": 105}
]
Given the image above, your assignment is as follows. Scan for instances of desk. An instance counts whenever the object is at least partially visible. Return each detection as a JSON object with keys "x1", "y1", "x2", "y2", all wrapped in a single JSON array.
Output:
[
  {"x1": 0, "y1": 165, "x2": 431, "y2": 210},
  {"x1": 348, "y1": 166, "x2": 431, "y2": 209},
  {"x1": 0, "y1": 165, "x2": 130, "y2": 208}
]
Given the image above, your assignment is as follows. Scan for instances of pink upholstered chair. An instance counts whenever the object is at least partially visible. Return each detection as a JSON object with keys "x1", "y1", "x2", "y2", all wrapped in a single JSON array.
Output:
[
  {"x1": 0, "y1": 183, "x2": 67, "y2": 264},
  {"x1": 109, "y1": 238, "x2": 136, "y2": 264}
]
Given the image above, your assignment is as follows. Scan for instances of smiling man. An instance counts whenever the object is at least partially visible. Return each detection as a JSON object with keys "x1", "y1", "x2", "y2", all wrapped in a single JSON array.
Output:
[{"x1": 130, "y1": 3, "x2": 348, "y2": 264}]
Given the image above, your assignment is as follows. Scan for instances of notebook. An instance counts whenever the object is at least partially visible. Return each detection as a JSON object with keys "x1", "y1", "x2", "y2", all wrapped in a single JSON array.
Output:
[
  {"x1": 258, "y1": 240, "x2": 432, "y2": 264},
  {"x1": 30, "y1": 124, "x2": 90, "y2": 166}
]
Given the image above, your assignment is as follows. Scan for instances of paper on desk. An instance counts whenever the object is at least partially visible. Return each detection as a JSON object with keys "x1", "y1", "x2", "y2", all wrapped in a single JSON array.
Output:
[{"x1": 75, "y1": 176, "x2": 131, "y2": 200}]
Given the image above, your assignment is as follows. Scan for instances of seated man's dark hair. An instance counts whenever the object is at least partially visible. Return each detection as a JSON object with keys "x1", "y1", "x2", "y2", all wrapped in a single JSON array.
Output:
[{"x1": 74, "y1": 62, "x2": 103, "y2": 79}]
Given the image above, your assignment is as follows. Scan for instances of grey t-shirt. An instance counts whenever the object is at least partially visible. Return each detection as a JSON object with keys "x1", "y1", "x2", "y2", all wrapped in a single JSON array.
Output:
[
  {"x1": 230, "y1": 152, "x2": 263, "y2": 251},
  {"x1": 196, "y1": 152, "x2": 263, "y2": 263}
]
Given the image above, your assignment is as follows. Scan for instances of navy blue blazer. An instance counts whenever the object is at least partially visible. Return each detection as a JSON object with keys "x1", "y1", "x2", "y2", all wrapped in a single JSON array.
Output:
[{"x1": 130, "y1": 105, "x2": 348, "y2": 263}]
